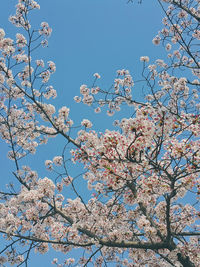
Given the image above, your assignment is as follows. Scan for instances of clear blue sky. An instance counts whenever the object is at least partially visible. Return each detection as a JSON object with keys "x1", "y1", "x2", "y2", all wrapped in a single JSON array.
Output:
[{"x1": 0, "y1": 0, "x2": 165, "y2": 266}]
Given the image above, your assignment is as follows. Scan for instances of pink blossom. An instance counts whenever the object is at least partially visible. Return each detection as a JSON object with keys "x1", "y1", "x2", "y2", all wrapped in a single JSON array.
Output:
[
  {"x1": 53, "y1": 156, "x2": 63, "y2": 166},
  {"x1": 81, "y1": 119, "x2": 93, "y2": 128},
  {"x1": 16, "y1": 33, "x2": 27, "y2": 47},
  {"x1": 74, "y1": 96, "x2": 82, "y2": 103},
  {"x1": 36, "y1": 59, "x2": 44, "y2": 67},
  {"x1": 48, "y1": 61, "x2": 56, "y2": 72},
  {"x1": 93, "y1": 72, "x2": 101, "y2": 79},
  {"x1": 152, "y1": 35, "x2": 161, "y2": 45},
  {"x1": 140, "y1": 56, "x2": 149, "y2": 62},
  {"x1": 165, "y1": 43, "x2": 171, "y2": 51},
  {"x1": 0, "y1": 29, "x2": 5, "y2": 40},
  {"x1": 80, "y1": 84, "x2": 89, "y2": 95},
  {"x1": 39, "y1": 22, "x2": 52, "y2": 37},
  {"x1": 62, "y1": 176, "x2": 73, "y2": 186}
]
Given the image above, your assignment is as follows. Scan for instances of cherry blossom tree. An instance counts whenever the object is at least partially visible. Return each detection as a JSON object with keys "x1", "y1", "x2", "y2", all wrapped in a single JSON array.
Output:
[{"x1": 0, "y1": 0, "x2": 199, "y2": 266}]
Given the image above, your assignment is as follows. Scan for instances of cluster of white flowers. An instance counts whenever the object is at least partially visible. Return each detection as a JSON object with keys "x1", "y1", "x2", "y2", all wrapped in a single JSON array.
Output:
[
  {"x1": 81, "y1": 119, "x2": 93, "y2": 128},
  {"x1": 53, "y1": 156, "x2": 63, "y2": 166},
  {"x1": 16, "y1": 33, "x2": 27, "y2": 47},
  {"x1": 39, "y1": 22, "x2": 52, "y2": 37},
  {"x1": 140, "y1": 56, "x2": 149, "y2": 62}
]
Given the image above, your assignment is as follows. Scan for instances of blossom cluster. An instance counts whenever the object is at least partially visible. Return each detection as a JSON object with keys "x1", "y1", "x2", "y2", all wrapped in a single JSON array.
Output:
[{"x1": 0, "y1": 0, "x2": 199, "y2": 266}]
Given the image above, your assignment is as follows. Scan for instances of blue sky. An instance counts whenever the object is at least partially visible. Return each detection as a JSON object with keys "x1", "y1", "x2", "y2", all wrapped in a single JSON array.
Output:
[{"x1": 0, "y1": 0, "x2": 166, "y2": 266}]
